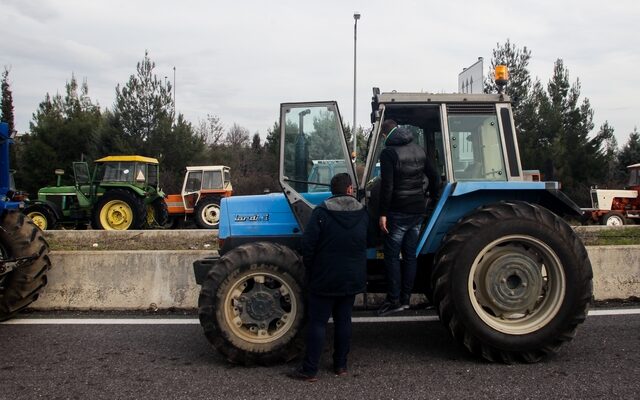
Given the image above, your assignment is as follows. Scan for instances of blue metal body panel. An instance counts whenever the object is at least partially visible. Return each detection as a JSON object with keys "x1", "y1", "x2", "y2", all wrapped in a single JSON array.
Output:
[
  {"x1": 219, "y1": 191, "x2": 331, "y2": 239},
  {"x1": 418, "y1": 181, "x2": 549, "y2": 255},
  {"x1": 219, "y1": 180, "x2": 559, "y2": 260},
  {"x1": 0, "y1": 123, "x2": 18, "y2": 213}
]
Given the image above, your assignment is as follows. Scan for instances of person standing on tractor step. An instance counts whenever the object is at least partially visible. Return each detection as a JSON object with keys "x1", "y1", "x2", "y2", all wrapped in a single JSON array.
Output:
[
  {"x1": 288, "y1": 173, "x2": 368, "y2": 382},
  {"x1": 377, "y1": 119, "x2": 439, "y2": 316}
]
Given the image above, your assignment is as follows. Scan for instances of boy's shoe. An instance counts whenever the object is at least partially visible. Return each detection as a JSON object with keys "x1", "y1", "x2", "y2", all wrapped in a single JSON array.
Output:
[
  {"x1": 334, "y1": 367, "x2": 348, "y2": 377},
  {"x1": 287, "y1": 368, "x2": 318, "y2": 382},
  {"x1": 376, "y1": 301, "x2": 405, "y2": 316}
]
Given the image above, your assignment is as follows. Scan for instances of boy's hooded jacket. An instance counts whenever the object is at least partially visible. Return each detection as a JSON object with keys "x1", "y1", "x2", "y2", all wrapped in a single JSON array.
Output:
[{"x1": 302, "y1": 195, "x2": 368, "y2": 296}]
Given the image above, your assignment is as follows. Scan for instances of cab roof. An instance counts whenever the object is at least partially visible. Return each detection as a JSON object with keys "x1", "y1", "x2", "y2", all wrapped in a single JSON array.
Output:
[
  {"x1": 186, "y1": 165, "x2": 229, "y2": 171},
  {"x1": 374, "y1": 91, "x2": 511, "y2": 104},
  {"x1": 95, "y1": 155, "x2": 159, "y2": 164}
]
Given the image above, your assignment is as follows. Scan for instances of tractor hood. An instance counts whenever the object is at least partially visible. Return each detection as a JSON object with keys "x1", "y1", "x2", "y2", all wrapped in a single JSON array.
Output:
[{"x1": 218, "y1": 192, "x2": 331, "y2": 240}]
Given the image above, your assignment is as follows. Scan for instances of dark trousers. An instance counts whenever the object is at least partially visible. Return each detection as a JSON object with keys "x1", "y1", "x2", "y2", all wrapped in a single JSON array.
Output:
[
  {"x1": 302, "y1": 293, "x2": 356, "y2": 376},
  {"x1": 383, "y1": 211, "x2": 423, "y2": 304}
]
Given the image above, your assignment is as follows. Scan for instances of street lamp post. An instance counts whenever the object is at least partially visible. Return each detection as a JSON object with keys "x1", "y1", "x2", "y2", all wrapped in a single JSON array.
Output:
[{"x1": 353, "y1": 12, "x2": 360, "y2": 161}]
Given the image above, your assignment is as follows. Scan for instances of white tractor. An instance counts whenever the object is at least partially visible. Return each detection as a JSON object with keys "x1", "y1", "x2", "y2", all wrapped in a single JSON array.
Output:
[{"x1": 586, "y1": 163, "x2": 640, "y2": 225}]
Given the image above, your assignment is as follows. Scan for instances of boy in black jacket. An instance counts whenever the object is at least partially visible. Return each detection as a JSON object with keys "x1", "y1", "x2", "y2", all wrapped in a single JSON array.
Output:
[{"x1": 289, "y1": 173, "x2": 368, "y2": 382}]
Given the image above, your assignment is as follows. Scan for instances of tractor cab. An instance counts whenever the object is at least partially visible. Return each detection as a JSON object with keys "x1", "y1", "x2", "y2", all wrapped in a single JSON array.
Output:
[
  {"x1": 181, "y1": 166, "x2": 232, "y2": 210},
  {"x1": 93, "y1": 156, "x2": 161, "y2": 193},
  {"x1": 279, "y1": 91, "x2": 535, "y2": 247}
]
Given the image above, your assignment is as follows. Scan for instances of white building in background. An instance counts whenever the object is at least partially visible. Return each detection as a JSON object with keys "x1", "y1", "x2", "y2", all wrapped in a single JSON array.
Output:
[{"x1": 458, "y1": 57, "x2": 484, "y2": 94}]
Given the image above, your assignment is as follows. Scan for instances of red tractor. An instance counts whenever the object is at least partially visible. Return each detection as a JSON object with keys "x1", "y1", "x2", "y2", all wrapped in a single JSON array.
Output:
[
  {"x1": 586, "y1": 163, "x2": 640, "y2": 225},
  {"x1": 165, "y1": 166, "x2": 232, "y2": 229}
]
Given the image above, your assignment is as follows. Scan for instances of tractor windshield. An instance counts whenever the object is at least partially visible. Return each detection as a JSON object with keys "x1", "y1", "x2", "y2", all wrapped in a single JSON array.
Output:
[
  {"x1": 202, "y1": 170, "x2": 223, "y2": 189},
  {"x1": 100, "y1": 162, "x2": 136, "y2": 182},
  {"x1": 448, "y1": 113, "x2": 507, "y2": 181},
  {"x1": 97, "y1": 162, "x2": 157, "y2": 186}
]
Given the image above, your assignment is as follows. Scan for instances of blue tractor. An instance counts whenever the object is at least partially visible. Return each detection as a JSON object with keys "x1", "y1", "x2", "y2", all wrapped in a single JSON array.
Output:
[
  {"x1": 0, "y1": 122, "x2": 51, "y2": 321},
  {"x1": 193, "y1": 77, "x2": 592, "y2": 364}
]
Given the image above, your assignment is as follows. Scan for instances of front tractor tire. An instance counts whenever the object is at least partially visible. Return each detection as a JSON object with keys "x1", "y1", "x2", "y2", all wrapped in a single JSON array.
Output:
[
  {"x1": 601, "y1": 211, "x2": 625, "y2": 226},
  {"x1": 198, "y1": 242, "x2": 305, "y2": 365},
  {"x1": 92, "y1": 189, "x2": 145, "y2": 230},
  {"x1": 25, "y1": 205, "x2": 56, "y2": 231},
  {"x1": 0, "y1": 211, "x2": 52, "y2": 321},
  {"x1": 194, "y1": 197, "x2": 221, "y2": 229},
  {"x1": 432, "y1": 201, "x2": 592, "y2": 363}
]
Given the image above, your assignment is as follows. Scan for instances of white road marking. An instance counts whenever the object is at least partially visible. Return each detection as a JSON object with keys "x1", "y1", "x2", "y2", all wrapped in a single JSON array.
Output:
[{"x1": 2, "y1": 308, "x2": 639, "y2": 325}]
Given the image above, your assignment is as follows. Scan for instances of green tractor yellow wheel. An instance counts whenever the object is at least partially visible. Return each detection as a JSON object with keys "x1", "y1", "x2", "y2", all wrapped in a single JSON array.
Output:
[
  {"x1": 100, "y1": 200, "x2": 134, "y2": 230},
  {"x1": 24, "y1": 205, "x2": 56, "y2": 231},
  {"x1": 92, "y1": 189, "x2": 145, "y2": 230},
  {"x1": 28, "y1": 212, "x2": 49, "y2": 230},
  {"x1": 144, "y1": 198, "x2": 169, "y2": 228}
]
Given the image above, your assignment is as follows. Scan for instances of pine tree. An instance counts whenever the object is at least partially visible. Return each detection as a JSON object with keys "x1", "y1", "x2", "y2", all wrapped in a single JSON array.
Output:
[
  {"x1": 111, "y1": 50, "x2": 174, "y2": 153},
  {"x1": 17, "y1": 75, "x2": 102, "y2": 194},
  {"x1": 537, "y1": 59, "x2": 607, "y2": 205},
  {"x1": 596, "y1": 121, "x2": 618, "y2": 186},
  {"x1": 1, "y1": 67, "x2": 15, "y2": 135},
  {"x1": 617, "y1": 127, "x2": 640, "y2": 181}
]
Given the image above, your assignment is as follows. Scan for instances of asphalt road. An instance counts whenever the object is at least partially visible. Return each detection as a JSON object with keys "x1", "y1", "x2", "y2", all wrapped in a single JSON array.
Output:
[{"x1": 1, "y1": 309, "x2": 639, "y2": 400}]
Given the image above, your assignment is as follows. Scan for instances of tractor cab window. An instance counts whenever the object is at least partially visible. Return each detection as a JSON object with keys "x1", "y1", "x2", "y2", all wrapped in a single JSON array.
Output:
[
  {"x1": 73, "y1": 163, "x2": 91, "y2": 185},
  {"x1": 448, "y1": 113, "x2": 506, "y2": 181},
  {"x1": 100, "y1": 162, "x2": 135, "y2": 182},
  {"x1": 185, "y1": 171, "x2": 203, "y2": 192},
  {"x1": 282, "y1": 105, "x2": 351, "y2": 197},
  {"x1": 307, "y1": 160, "x2": 348, "y2": 192},
  {"x1": 203, "y1": 170, "x2": 223, "y2": 189},
  {"x1": 135, "y1": 163, "x2": 147, "y2": 183},
  {"x1": 147, "y1": 164, "x2": 158, "y2": 186},
  {"x1": 629, "y1": 167, "x2": 640, "y2": 187},
  {"x1": 223, "y1": 169, "x2": 231, "y2": 187}
]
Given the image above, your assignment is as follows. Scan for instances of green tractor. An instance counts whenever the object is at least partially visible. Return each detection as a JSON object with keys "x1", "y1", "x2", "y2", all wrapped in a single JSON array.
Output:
[{"x1": 25, "y1": 155, "x2": 168, "y2": 230}]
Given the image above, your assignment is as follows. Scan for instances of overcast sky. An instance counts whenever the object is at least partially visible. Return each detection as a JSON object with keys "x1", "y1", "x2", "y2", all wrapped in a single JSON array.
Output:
[{"x1": 1, "y1": 0, "x2": 639, "y2": 146}]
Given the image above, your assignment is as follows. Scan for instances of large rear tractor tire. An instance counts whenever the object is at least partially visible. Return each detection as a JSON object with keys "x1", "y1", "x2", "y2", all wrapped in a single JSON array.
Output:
[
  {"x1": 194, "y1": 197, "x2": 221, "y2": 229},
  {"x1": 0, "y1": 211, "x2": 52, "y2": 321},
  {"x1": 198, "y1": 242, "x2": 305, "y2": 365},
  {"x1": 145, "y1": 198, "x2": 169, "y2": 228},
  {"x1": 92, "y1": 189, "x2": 146, "y2": 230},
  {"x1": 432, "y1": 201, "x2": 592, "y2": 363},
  {"x1": 25, "y1": 205, "x2": 57, "y2": 231}
]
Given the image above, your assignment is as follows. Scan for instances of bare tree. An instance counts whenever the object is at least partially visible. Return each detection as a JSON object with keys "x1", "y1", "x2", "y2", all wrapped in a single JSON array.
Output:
[
  {"x1": 225, "y1": 123, "x2": 250, "y2": 148},
  {"x1": 197, "y1": 114, "x2": 225, "y2": 145}
]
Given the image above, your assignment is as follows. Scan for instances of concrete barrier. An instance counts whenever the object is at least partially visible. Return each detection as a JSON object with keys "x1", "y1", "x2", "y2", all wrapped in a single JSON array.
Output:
[
  {"x1": 31, "y1": 246, "x2": 639, "y2": 310},
  {"x1": 588, "y1": 246, "x2": 640, "y2": 300},
  {"x1": 33, "y1": 250, "x2": 214, "y2": 310}
]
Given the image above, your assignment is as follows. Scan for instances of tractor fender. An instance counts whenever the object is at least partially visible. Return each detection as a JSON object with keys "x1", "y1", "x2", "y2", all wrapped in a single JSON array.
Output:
[
  {"x1": 419, "y1": 182, "x2": 586, "y2": 255},
  {"x1": 25, "y1": 200, "x2": 62, "y2": 220},
  {"x1": 99, "y1": 184, "x2": 147, "y2": 198}
]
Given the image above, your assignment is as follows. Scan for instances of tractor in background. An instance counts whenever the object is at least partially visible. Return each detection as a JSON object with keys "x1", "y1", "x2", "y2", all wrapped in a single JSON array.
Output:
[
  {"x1": 192, "y1": 67, "x2": 593, "y2": 364},
  {"x1": 0, "y1": 122, "x2": 51, "y2": 320},
  {"x1": 24, "y1": 155, "x2": 167, "y2": 230},
  {"x1": 164, "y1": 165, "x2": 232, "y2": 229},
  {"x1": 584, "y1": 163, "x2": 640, "y2": 225}
]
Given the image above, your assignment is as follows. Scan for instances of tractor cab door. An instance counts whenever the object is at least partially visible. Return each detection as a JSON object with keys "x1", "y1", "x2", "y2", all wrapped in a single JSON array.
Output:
[
  {"x1": 181, "y1": 170, "x2": 203, "y2": 211},
  {"x1": 279, "y1": 102, "x2": 356, "y2": 232},
  {"x1": 73, "y1": 162, "x2": 92, "y2": 196}
]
